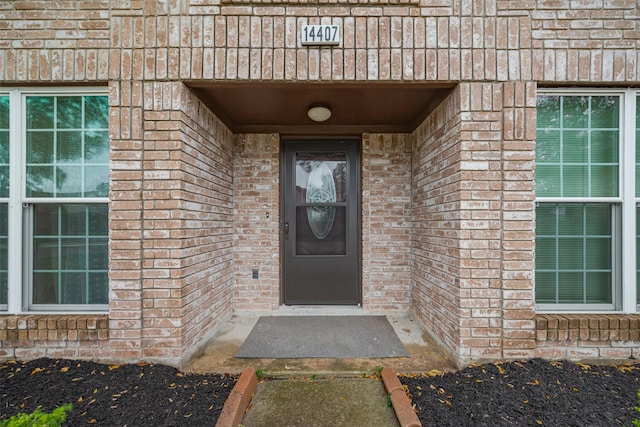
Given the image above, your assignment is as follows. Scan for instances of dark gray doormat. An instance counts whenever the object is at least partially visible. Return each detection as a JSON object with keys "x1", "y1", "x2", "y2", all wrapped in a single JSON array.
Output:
[{"x1": 236, "y1": 316, "x2": 409, "y2": 359}]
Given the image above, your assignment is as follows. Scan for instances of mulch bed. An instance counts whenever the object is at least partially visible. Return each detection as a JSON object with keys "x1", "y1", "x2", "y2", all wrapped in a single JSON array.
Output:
[
  {"x1": 3, "y1": 357, "x2": 640, "y2": 426},
  {"x1": 0, "y1": 358, "x2": 236, "y2": 426},
  {"x1": 400, "y1": 358, "x2": 640, "y2": 426}
]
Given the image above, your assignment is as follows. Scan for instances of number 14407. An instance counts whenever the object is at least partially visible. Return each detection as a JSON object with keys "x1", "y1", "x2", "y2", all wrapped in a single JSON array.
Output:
[{"x1": 300, "y1": 25, "x2": 340, "y2": 46}]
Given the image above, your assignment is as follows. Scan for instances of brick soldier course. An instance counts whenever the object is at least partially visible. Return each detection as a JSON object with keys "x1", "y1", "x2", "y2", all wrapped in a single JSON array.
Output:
[{"x1": 0, "y1": 1, "x2": 639, "y2": 367}]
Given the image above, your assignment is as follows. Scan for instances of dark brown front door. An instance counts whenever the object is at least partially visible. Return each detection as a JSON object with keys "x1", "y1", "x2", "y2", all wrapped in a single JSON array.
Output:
[{"x1": 283, "y1": 139, "x2": 360, "y2": 305}]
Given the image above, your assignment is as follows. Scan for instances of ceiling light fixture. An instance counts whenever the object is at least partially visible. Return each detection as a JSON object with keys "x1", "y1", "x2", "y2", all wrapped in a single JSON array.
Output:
[{"x1": 307, "y1": 104, "x2": 332, "y2": 122}]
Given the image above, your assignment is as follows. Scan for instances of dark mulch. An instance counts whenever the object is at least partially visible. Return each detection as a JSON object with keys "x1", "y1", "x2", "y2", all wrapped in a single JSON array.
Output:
[
  {"x1": 0, "y1": 358, "x2": 236, "y2": 426},
  {"x1": 401, "y1": 358, "x2": 640, "y2": 426},
  {"x1": 3, "y1": 357, "x2": 640, "y2": 426}
]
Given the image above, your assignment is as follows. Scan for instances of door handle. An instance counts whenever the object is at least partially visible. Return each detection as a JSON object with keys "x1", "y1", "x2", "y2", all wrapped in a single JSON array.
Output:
[{"x1": 284, "y1": 222, "x2": 289, "y2": 238}]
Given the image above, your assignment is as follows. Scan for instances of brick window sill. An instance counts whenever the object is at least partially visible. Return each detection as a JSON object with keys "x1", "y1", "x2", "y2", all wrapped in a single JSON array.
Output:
[
  {"x1": 221, "y1": 0, "x2": 420, "y2": 4},
  {"x1": 536, "y1": 314, "x2": 640, "y2": 343},
  {"x1": 0, "y1": 314, "x2": 109, "y2": 342}
]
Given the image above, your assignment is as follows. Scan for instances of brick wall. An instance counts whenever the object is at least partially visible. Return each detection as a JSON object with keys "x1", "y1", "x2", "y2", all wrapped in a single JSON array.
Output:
[
  {"x1": 2, "y1": 2, "x2": 638, "y2": 86},
  {"x1": 0, "y1": 1, "x2": 111, "y2": 82},
  {"x1": 149, "y1": 84, "x2": 234, "y2": 357},
  {"x1": 362, "y1": 134, "x2": 412, "y2": 311},
  {"x1": 411, "y1": 85, "x2": 464, "y2": 359},
  {"x1": 109, "y1": 80, "x2": 236, "y2": 364},
  {"x1": 233, "y1": 134, "x2": 281, "y2": 311},
  {"x1": 0, "y1": 0, "x2": 639, "y2": 365},
  {"x1": 528, "y1": 0, "x2": 639, "y2": 83},
  {"x1": 411, "y1": 82, "x2": 536, "y2": 366}
]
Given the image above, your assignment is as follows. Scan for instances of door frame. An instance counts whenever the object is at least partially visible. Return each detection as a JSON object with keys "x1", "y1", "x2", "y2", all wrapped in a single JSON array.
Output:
[{"x1": 280, "y1": 137, "x2": 362, "y2": 305}]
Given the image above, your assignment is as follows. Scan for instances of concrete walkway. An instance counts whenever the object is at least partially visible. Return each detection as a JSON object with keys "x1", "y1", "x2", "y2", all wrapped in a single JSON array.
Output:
[
  {"x1": 184, "y1": 309, "x2": 455, "y2": 427},
  {"x1": 241, "y1": 376, "x2": 401, "y2": 427},
  {"x1": 215, "y1": 367, "x2": 424, "y2": 427}
]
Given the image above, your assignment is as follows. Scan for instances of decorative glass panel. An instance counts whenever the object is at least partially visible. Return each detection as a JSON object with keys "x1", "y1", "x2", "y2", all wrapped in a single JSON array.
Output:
[
  {"x1": 306, "y1": 163, "x2": 337, "y2": 239},
  {"x1": 295, "y1": 154, "x2": 347, "y2": 204},
  {"x1": 296, "y1": 206, "x2": 346, "y2": 255},
  {"x1": 535, "y1": 95, "x2": 619, "y2": 198},
  {"x1": 25, "y1": 95, "x2": 109, "y2": 198},
  {"x1": 32, "y1": 204, "x2": 108, "y2": 305},
  {"x1": 535, "y1": 203, "x2": 614, "y2": 305},
  {"x1": 295, "y1": 153, "x2": 347, "y2": 253}
]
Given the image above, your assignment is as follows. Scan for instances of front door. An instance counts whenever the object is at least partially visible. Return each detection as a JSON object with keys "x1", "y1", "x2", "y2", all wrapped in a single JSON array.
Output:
[{"x1": 283, "y1": 139, "x2": 360, "y2": 305}]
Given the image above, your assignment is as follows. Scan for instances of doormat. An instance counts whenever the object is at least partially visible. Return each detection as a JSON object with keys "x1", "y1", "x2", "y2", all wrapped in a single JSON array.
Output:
[{"x1": 235, "y1": 316, "x2": 409, "y2": 359}]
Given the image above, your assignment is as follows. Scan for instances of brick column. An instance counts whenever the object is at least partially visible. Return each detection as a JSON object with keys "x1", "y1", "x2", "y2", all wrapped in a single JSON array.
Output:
[
  {"x1": 500, "y1": 82, "x2": 536, "y2": 359},
  {"x1": 108, "y1": 78, "x2": 145, "y2": 361},
  {"x1": 412, "y1": 82, "x2": 536, "y2": 366},
  {"x1": 411, "y1": 85, "x2": 465, "y2": 362},
  {"x1": 139, "y1": 82, "x2": 235, "y2": 362},
  {"x1": 456, "y1": 82, "x2": 505, "y2": 363}
]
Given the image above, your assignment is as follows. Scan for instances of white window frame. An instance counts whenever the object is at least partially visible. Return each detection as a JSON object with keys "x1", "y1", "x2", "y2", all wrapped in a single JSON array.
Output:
[
  {"x1": 535, "y1": 88, "x2": 638, "y2": 313},
  {"x1": 1, "y1": 87, "x2": 109, "y2": 314}
]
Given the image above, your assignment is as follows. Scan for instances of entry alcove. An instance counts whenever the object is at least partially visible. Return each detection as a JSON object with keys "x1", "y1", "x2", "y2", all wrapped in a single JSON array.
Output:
[{"x1": 186, "y1": 82, "x2": 454, "y2": 135}]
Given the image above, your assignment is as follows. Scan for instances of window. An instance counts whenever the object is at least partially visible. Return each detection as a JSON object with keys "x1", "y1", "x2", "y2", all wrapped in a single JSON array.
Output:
[
  {"x1": 0, "y1": 89, "x2": 109, "y2": 312},
  {"x1": 637, "y1": 94, "x2": 640, "y2": 305},
  {"x1": 535, "y1": 90, "x2": 637, "y2": 311},
  {"x1": 0, "y1": 96, "x2": 8, "y2": 307}
]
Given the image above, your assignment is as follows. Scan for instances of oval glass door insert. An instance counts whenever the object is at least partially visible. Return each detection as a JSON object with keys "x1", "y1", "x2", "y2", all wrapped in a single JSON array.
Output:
[{"x1": 306, "y1": 163, "x2": 336, "y2": 239}]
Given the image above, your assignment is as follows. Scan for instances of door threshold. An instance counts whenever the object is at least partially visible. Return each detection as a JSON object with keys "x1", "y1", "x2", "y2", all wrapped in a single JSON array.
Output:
[{"x1": 278, "y1": 305, "x2": 364, "y2": 316}]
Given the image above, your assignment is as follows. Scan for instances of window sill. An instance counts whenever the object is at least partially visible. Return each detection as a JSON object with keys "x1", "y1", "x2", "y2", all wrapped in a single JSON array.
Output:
[
  {"x1": 536, "y1": 313, "x2": 640, "y2": 343},
  {"x1": 0, "y1": 314, "x2": 108, "y2": 342},
  {"x1": 221, "y1": 0, "x2": 420, "y2": 4}
]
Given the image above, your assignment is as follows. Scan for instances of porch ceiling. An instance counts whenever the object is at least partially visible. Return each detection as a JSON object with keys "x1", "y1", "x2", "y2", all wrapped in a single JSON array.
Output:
[{"x1": 187, "y1": 82, "x2": 454, "y2": 135}]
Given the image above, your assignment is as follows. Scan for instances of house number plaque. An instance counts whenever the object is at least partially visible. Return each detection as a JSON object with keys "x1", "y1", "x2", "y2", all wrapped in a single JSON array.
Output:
[{"x1": 300, "y1": 25, "x2": 340, "y2": 46}]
